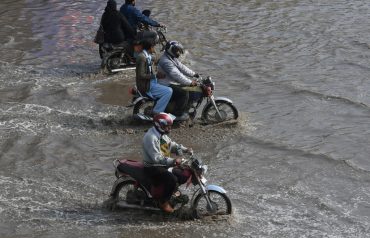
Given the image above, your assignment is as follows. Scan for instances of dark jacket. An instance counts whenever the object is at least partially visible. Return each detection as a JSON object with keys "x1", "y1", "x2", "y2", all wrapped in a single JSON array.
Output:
[
  {"x1": 136, "y1": 51, "x2": 158, "y2": 93},
  {"x1": 101, "y1": 0, "x2": 136, "y2": 44},
  {"x1": 120, "y1": 3, "x2": 160, "y2": 32}
]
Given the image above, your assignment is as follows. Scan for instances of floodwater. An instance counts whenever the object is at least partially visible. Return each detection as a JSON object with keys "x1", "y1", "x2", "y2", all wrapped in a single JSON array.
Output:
[{"x1": 1, "y1": 0, "x2": 370, "y2": 237}]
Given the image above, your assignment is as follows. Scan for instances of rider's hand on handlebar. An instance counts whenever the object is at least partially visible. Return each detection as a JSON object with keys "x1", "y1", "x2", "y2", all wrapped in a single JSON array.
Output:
[
  {"x1": 174, "y1": 158, "x2": 182, "y2": 166},
  {"x1": 190, "y1": 80, "x2": 197, "y2": 86}
]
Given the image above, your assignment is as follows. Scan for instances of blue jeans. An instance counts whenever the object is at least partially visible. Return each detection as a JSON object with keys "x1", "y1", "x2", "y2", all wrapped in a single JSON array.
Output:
[{"x1": 146, "y1": 79, "x2": 172, "y2": 114}]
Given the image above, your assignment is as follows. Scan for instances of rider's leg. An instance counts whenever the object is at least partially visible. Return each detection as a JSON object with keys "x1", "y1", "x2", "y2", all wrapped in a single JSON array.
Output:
[
  {"x1": 169, "y1": 84, "x2": 189, "y2": 116},
  {"x1": 150, "y1": 82, "x2": 172, "y2": 114}
]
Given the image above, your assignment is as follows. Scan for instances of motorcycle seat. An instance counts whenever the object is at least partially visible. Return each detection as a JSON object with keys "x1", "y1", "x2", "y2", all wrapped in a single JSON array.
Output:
[{"x1": 117, "y1": 160, "x2": 147, "y2": 183}]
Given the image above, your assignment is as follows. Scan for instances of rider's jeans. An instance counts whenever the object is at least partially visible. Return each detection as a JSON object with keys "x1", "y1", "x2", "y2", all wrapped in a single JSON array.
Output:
[{"x1": 146, "y1": 79, "x2": 172, "y2": 114}]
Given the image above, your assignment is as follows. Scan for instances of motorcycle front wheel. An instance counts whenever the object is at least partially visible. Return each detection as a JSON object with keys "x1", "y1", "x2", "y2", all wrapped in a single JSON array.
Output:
[
  {"x1": 193, "y1": 191, "x2": 232, "y2": 218},
  {"x1": 201, "y1": 101, "x2": 239, "y2": 124}
]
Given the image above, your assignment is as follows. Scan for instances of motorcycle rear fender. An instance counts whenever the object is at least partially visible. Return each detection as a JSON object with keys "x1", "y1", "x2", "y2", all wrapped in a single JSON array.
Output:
[
  {"x1": 127, "y1": 96, "x2": 151, "y2": 107},
  {"x1": 206, "y1": 184, "x2": 227, "y2": 194}
]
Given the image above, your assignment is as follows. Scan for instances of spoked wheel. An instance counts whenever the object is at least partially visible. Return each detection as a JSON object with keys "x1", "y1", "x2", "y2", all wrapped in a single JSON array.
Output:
[
  {"x1": 157, "y1": 31, "x2": 167, "y2": 51},
  {"x1": 193, "y1": 191, "x2": 232, "y2": 218},
  {"x1": 201, "y1": 101, "x2": 238, "y2": 124},
  {"x1": 113, "y1": 179, "x2": 146, "y2": 206},
  {"x1": 133, "y1": 100, "x2": 155, "y2": 116},
  {"x1": 104, "y1": 53, "x2": 129, "y2": 74}
]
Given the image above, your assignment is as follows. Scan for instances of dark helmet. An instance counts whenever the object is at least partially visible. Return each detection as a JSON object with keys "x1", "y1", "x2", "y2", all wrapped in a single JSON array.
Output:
[
  {"x1": 153, "y1": 113, "x2": 173, "y2": 134},
  {"x1": 165, "y1": 41, "x2": 184, "y2": 58}
]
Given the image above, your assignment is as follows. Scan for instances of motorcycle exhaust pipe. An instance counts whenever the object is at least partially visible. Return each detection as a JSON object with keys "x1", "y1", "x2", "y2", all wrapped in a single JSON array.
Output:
[{"x1": 111, "y1": 67, "x2": 135, "y2": 72}]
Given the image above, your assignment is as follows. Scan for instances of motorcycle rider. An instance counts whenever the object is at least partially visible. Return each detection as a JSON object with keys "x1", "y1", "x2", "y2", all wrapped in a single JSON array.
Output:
[
  {"x1": 143, "y1": 112, "x2": 192, "y2": 213},
  {"x1": 100, "y1": 0, "x2": 136, "y2": 56},
  {"x1": 136, "y1": 39, "x2": 172, "y2": 115},
  {"x1": 157, "y1": 41, "x2": 200, "y2": 120},
  {"x1": 120, "y1": 0, "x2": 164, "y2": 43}
]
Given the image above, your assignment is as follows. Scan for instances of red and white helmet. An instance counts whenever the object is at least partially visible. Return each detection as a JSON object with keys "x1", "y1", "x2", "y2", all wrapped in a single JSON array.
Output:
[{"x1": 153, "y1": 113, "x2": 174, "y2": 134}]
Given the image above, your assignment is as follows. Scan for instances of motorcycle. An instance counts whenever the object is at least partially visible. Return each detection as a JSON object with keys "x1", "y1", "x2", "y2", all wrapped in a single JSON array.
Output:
[
  {"x1": 99, "y1": 26, "x2": 168, "y2": 74},
  {"x1": 129, "y1": 76, "x2": 239, "y2": 124},
  {"x1": 108, "y1": 151, "x2": 232, "y2": 219}
]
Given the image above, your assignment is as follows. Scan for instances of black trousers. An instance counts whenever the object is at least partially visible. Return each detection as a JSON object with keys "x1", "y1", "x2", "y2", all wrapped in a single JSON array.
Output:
[
  {"x1": 168, "y1": 84, "x2": 189, "y2": 116},
  {"x1": 144, "y1": 166, "x2": 177, "y2": 203}
]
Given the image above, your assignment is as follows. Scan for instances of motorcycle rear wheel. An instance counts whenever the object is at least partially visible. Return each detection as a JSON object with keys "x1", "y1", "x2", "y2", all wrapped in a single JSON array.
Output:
[
  {"x1": 133, "y1": 100, "x2": 155, "y2": 117},
  {"x1": 193, "y1": 191, "x2": 232, "y2": 218},
  {"x1": 104, "y1": 53, "x2": 129, "y2": 74},
  {"x1": 113, "y1": 179, "x2": 147, "y2": 206},
  {"x1": 201, "y1": 101, "x2": 238, "y2": 124}
]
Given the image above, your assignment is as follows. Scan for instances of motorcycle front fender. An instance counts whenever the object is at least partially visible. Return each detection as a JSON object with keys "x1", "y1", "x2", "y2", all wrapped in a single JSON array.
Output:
[
  {"x1": 203, "y1": 97, "x2": 234, "y2": 108},
  {"x1": 206, "y1": 184, "x2": 227, "y2": 194}
]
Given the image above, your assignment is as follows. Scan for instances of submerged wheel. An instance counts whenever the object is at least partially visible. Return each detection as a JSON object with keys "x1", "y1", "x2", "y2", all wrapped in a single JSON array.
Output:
[
  {"x1": 201, "y1": 101, "x2": 238, "y2": 124},
  {"x1": 193, "y1": 191, "x2": 232, "y2": 218},
  {"x1": 112, "y1": 179, "x2": 147, "y2": 206},
  {"x1": 133, "y1": 100, "x2": 155, "y2": 116}
]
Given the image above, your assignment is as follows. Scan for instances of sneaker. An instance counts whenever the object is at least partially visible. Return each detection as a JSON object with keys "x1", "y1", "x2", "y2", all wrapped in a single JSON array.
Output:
[{"x1": 174, "y1": 113, "x2": 189, "y2": 121}]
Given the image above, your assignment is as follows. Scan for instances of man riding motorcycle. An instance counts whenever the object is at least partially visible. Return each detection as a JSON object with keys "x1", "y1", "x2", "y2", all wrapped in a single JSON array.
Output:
[
  {"x1": 157, "y1": 41, "x2": 200, "y2": 120},
  {"x1": 120, "y1": 0, "x2": 164, "y2": 43},
  {"x1": 136, "y1": 39, "x2": 172, "y2": 115},
  {"x1": 143, "y1": 113, "x2": 192, "y2": 213}
]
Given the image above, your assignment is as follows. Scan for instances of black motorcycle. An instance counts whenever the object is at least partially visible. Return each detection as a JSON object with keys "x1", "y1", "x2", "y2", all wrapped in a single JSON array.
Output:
[{"x1": 99, "y1": 26, "x2": 168, "y2": 74}]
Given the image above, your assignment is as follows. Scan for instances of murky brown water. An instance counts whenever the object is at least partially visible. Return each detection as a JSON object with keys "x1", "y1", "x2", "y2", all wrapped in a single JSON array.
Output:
[{"x1": 1, "y1": 0, "x2": 370, "y2": 237}]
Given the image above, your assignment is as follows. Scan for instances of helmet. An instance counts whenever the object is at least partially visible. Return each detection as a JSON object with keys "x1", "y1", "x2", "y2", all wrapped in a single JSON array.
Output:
[
  {"x1": 153, "y1": 113, "x2": 174, "y2": 134},
  {"x1": 165, "y1": 41, "x2": 184, "y2": 58}
]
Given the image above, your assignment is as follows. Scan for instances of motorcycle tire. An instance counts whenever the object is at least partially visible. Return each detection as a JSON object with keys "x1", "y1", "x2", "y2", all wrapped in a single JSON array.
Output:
[
  {"x1": 201, "y1": 101, "x2": 238, "y2": 124},
  {"x1": 112, "y1": 179, "x2": 147, "y2": 207},
  {"x1": 104, "y1": 53, "x2": 129, "y2": 74},
  {"x1": 133, "y1": 100, "x2": 155, "y2": 117},
  {"x1": 192, "y1": 190, "x2": 232, "y2": 219}
]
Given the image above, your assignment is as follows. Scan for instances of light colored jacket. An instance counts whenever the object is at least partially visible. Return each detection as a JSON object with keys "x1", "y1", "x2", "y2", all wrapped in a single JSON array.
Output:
[
  {"x1": 142, "y1": 127, "x2": 187, "y2": 167},
  {"x1": 157, "y1": 52, "x2": 196, "y2": 86}
]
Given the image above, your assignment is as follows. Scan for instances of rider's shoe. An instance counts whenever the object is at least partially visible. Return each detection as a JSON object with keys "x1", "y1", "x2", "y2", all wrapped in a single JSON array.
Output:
[
  {"x1": 160, "y1": 201, "x2": 175, "y2": 213},
  {"x1": 174, "y1": 113, "x2": 189, "y2": 121}
]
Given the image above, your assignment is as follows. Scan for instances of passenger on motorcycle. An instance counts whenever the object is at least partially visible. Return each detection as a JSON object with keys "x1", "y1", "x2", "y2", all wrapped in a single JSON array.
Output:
[
  {"x1": 136, "y1": 39, "x2": 172, "y2": 115},
  {"x1": 157, "y1": 41, "x2": 200, "y2": 120},
  {"x1": 101, "y1": 0, "x2": 136, "y2": 52},
  {"x1": 143, "y1": 113, "x2": 192, "y2": 213},
  {"x1": 120, "y1": 0, "x2": 164, "y2": 44}
]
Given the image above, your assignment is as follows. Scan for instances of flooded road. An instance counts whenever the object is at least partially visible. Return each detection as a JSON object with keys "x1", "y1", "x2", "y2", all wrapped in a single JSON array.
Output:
[{"x1": 1, "y1": 0, "x2": 370, "y2": 237}]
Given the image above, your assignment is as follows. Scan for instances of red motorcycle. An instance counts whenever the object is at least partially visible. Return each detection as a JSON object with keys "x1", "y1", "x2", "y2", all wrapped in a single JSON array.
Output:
[{"x1": 107, "y1": 152, "x2": 232, "y2": 219}]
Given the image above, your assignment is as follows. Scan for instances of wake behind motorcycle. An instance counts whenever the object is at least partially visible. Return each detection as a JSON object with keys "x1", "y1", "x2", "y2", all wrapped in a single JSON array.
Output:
[
  {"x1": 129, "y1": 76, "x2": 239, "y2": 124},
  {"x1": 108, "y1": 151, "x2": 232, "y2": 219}
]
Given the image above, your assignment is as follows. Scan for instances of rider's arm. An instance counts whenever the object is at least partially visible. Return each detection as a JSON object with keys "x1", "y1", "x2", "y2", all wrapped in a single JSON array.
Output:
[
  {"x1": 136, "y1": 53, "x2": 153, "y2": 93},
  {"x1": 143, "y1": 132, "x2": 175, "y2": 166},
  {"x1": 176, "y1": 59, "x2": 197, "y2": 78},
  {"x1": 158, "y1": 56, "x2": 193, "y2": 86},
  {"x1": 133, "y1": 7, "x2": 160, "y2": 27}
]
